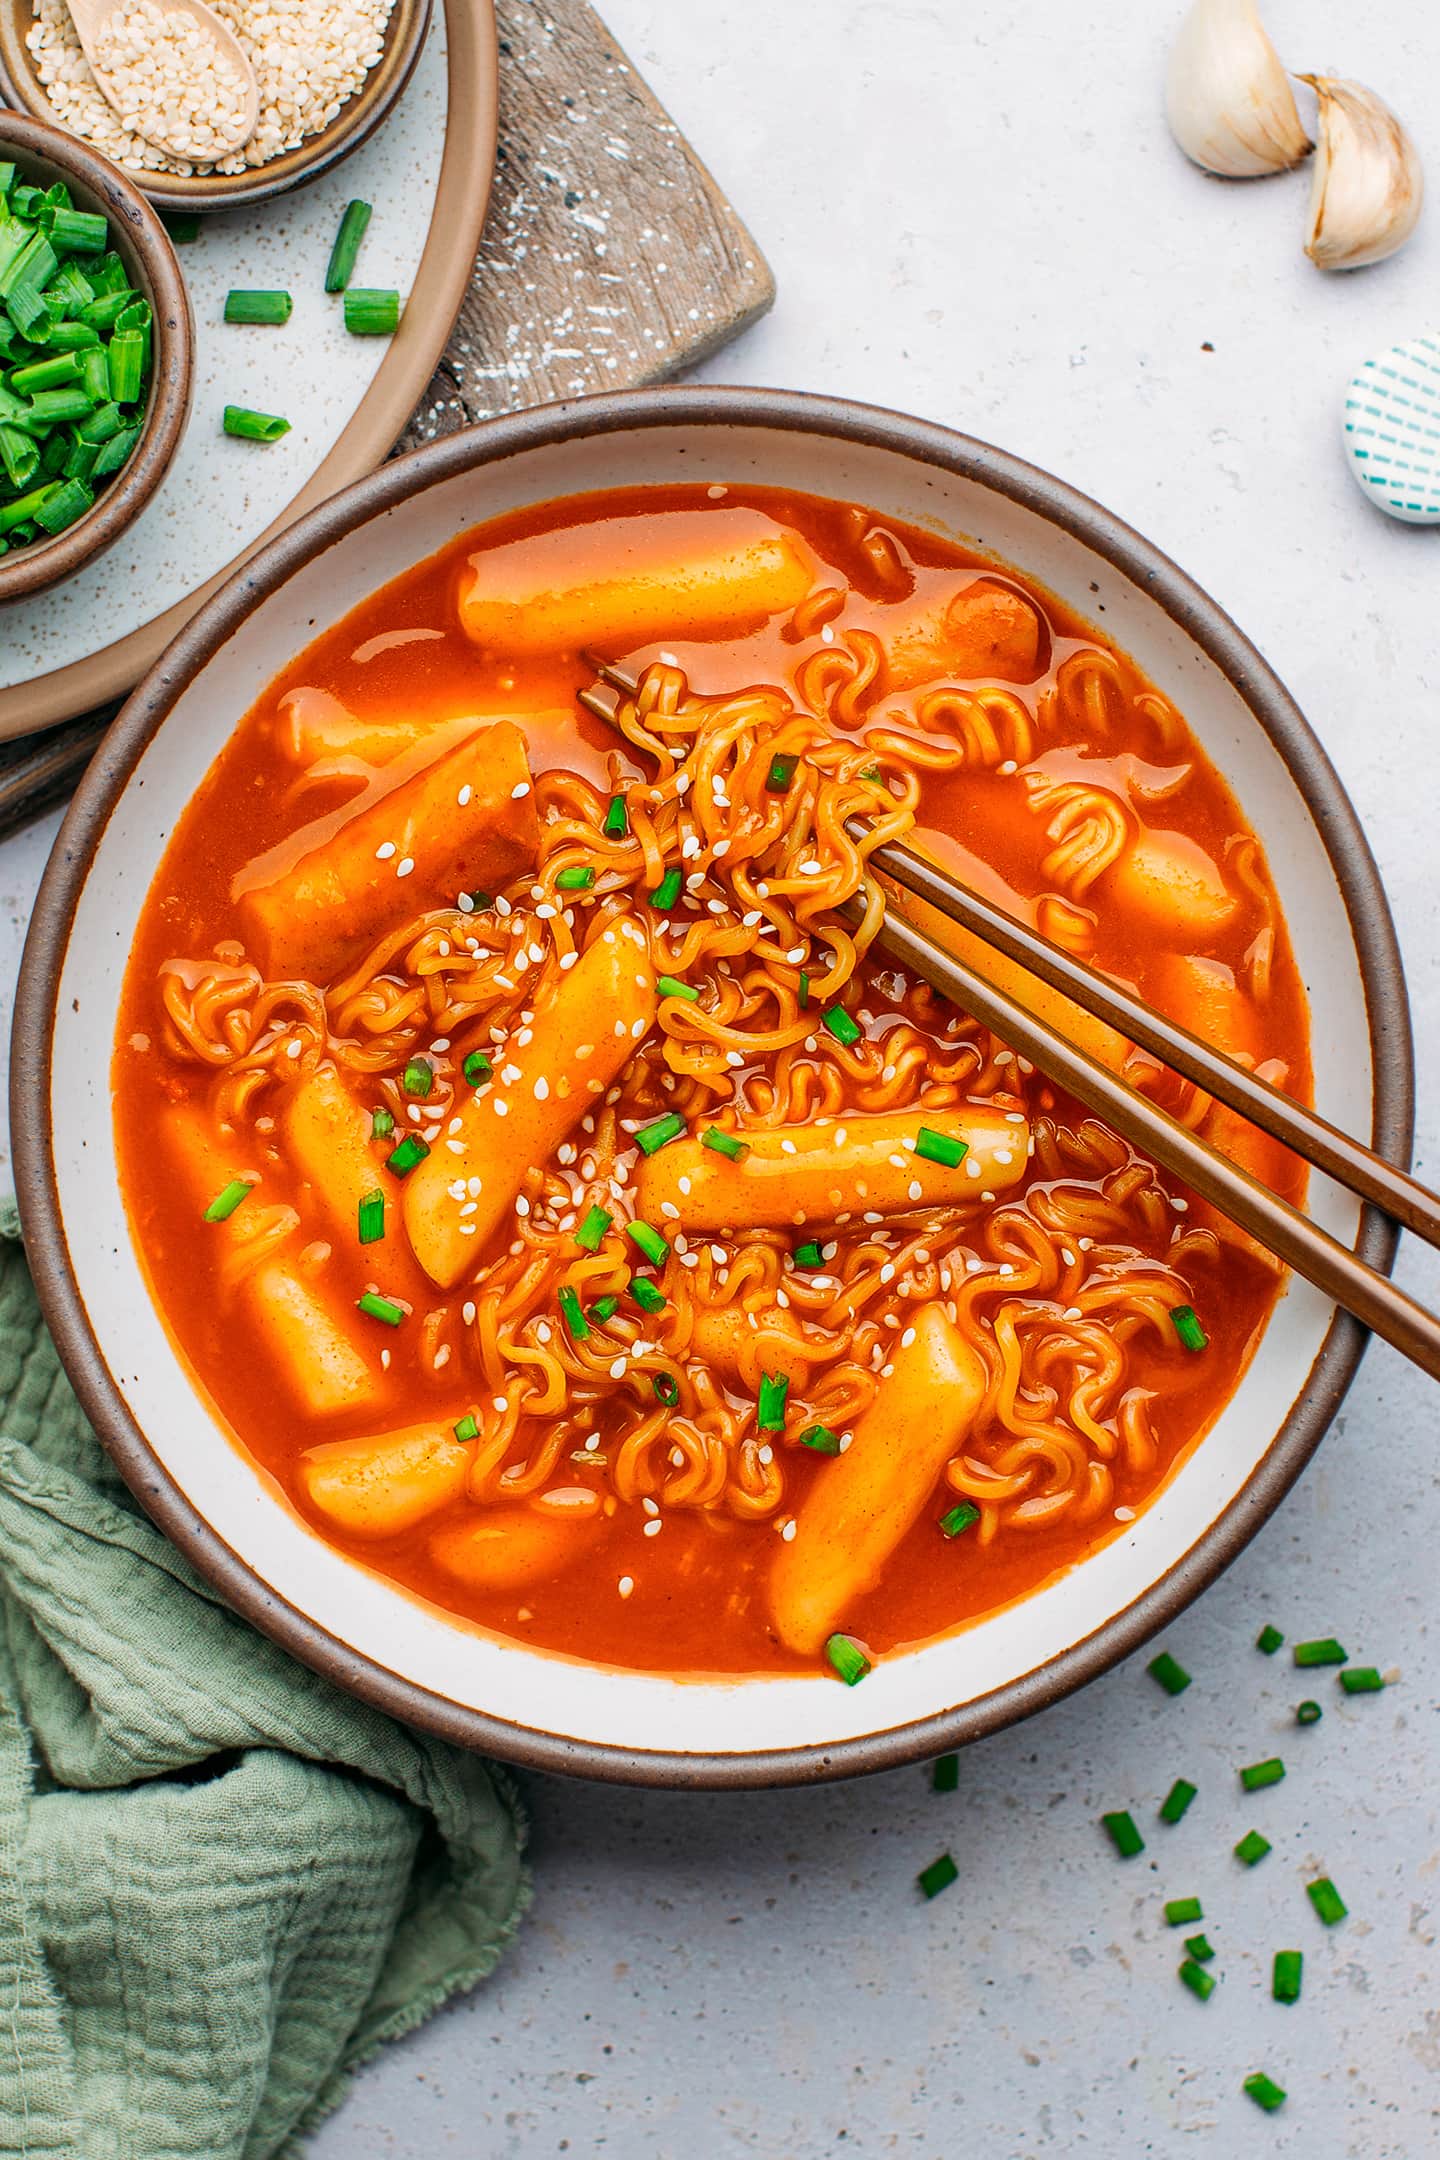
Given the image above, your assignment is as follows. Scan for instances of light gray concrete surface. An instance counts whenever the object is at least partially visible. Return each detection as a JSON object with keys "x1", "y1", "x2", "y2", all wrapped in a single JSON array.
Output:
[{"x1": 3, "y1": 3, "x2": 1438, "y2": 2153}]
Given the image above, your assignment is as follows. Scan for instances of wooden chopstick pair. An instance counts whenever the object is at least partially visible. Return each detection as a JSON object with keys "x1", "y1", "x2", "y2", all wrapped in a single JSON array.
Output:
[{"x1": 585, "y1": 658, "x2": 1437, "y2": 1378}]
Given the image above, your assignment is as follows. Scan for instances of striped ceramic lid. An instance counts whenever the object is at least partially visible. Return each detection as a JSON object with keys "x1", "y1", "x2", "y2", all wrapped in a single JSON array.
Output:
[{"x1": 1342, "y1": 336, "x2": 1440, "y2": 525}]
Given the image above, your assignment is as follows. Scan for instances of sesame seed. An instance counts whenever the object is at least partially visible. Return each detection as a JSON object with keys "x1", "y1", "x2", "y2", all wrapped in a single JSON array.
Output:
[
  {"x1": 375, "y1": 842, "x2": 396, "y2": 860},
  {"x1": 396, "y1": 857, "x2": 415, "y2": 878}
]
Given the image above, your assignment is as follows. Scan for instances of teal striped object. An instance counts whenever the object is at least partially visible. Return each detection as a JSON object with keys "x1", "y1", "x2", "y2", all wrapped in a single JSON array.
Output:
[{"x1": 1343, "y1": 337, "x2": 1440, "y2": 525}]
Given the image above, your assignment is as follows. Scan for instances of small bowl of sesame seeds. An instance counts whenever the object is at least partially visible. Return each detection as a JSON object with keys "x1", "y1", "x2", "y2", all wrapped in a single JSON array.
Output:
[{"x1": 0, "y1": 0, "x2": 433, "y2": 211}]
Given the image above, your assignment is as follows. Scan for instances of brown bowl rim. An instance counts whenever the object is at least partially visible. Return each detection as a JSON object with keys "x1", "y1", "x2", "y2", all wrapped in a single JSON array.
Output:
[
  {"x1": 0, "y1": 108, "x2": 192, "y2": 602},
  {"x1": 0, "y1": 0, "x2": 433, "y2": 211},
  {"x1": 9, "y1": 384, "x2": 1415, "y2": 1788}
]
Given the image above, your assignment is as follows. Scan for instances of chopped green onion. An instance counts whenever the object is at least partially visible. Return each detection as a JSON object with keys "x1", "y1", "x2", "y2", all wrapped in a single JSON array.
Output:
[
  {"x1": 1272, "y1": 1949, "x2": 1303, "y2": 2004},
  {"x1": 453, "y1": 1414, "x2": 479, "y2": 1443},
  {"x1": 1240, "y1": 1757, "x2": 1285, "y2": 1794},
  {"x1": 860, "y1": 763, "x2": 883, "y2": 783},
  {"x1": 32, "y1": 477, "x2": 92, "y2": 534},
  {"x1": 588, "y1": 1295, "x2": 619, "y2": 1324},
  {"x1": 90, "y1": 426, "x2": 139, "y2": 480},
  {"x1": 626, "y1": 1220, "x2": 670, "y2": 1267},
  {"x1": 105, "y1": 328, "x2": 143, "y2": 403},
  {"x1": 1159, "y1": 1778, "x2": 1197, "y2": 1824},
  {"x1": 76, "y1": 394, "x2": 119, "y2": 441},
  {"x1": 1164, "y1": 1897, "x2": 1203, "y2": 1926},
  {"x1": 1234, "y1": 1830, "x2": 1271, "y2": 1867},
  {"x1": 799, "y1": 1423, "x2": 841, "y2": 1454},
  {"x1": 939, "y1": 1502, "x2": 979, "y2": 1539},
  {"x1": 1101, "y1": 1811, "x2": 1144, "y2": 1859},
  {"x1": 10, "y1": 351, "x2": 82, "y2": 395},
  {"x1": 636, "y1": 1112, "x2": 686, "y2": 1156},
  {"x1": 223, "y1": 289, "x2": 293, "y2": 325},
  {"x1": 932, "y1": 1753, "x2": 959, "y2": 1793},
  {"x1": 1178, "y1": 1959, "x2": 1215, "y2": 2003},
  {"x1": 462, "y1": 1050, "x2": 492, "y2": 1085},
  {"x1": 402, "y1": 1056, "x2": 433, "y2": 1097},
  {"x1": 324, "y1": 199, "x2": 372, "y2": 292},
  {"x1": 386, "y1": 1135, "x2": 430, "y2": 1177},
  {"x1": 223, "y1": 405, "x2": 290, "y2": 443},
  {"x1": 1170, "y1": 1304, "x2": 1208, "y2": 1352},
  {"x1": 792, "y1": 1239, "x2": 824, "y2": 1268},
  {"x1": 1294, "y1": 1637, "x2": 1347, "y2": 1667},
  {"x1": 558, "y1": 1285, "x2": 590, "y2": 1341},
  {"x1": 463, "y1": 891, "x2": 492, "y2": 913},
  {"x1": 757, "y1": 1371, "x2": 789, "y2": 1432},
  {"x1": 344, "y1": 287, "x2": 401, "y2": 336},
  {"x1": 1256, "y1": 1623, "x2": 1284, "y2": 1655},
  {"x1": 917, "y1": 1853, "x2": 958, "y2": 1900},
  {"x1": 355, "y1": 1291, "x2": 404, "y2": 1327},
  {"x1": 652, "y1": 1373, "x2": 679, "y2": 1406},
  {"x1": 825, "y1": 1633, "x2": 871, "y2": 1686},
  {"x1": 657, "y1": 974, "x2": 699, "y2": 1001},
  {"x1": 914, "y1": 1126, "x2": 969, "y2": 1169},
  {"x1": 575, "y1": 1204, "x2": 613, "y2": 1252},
  {"x1": 27, "y1": 387, "x2": 95, "y2": 428},
  {"x1": 1184, "y1": 1933, "x2": 1214, "y2": 1963},
  {"x1": 821, "y1": 1003, "x2": 861, "y2": 1047},
  {"x1": 630, "y1": 1276, "x2": 666, "y2": 1315},
  {"x1": 371, "y1": 1107, "x2": 395, "y2": 1139},
  {"x1": 648, "y1": 867, "x2": 683, "y2": 911},
  {"x1": 44, "y1": 206, "x2": 107, "y2": 253},
  {"x1": 1296, "y1": 1699, "x2": 1323, "y2": 1725},
  {"x1": 1241, "y1": 2073, "x2": 1286, "y2": 2115},
  {"x1": 203, "y1": 1178, "x2": 254, "y2": 1222},
  {"x1": 556, "y1": 863, "x2": 595, "y2": 890},
  {"x1": 0, "y1": 483, "x2": 57, "y2": 536},
  {"x1": 1339, "y1": 1666, "x2": 1384, "y2": 1693},
  {"x1": 1148, "y1": 1651, "x2": 1192, "y2": 1696},
  {"x1": 765, "y1": 751, "x2": 798, "y2": 793},
  {"x1": 702, "y1": 1125, "x2": 749, "y2": 1161},
  {"x1": 160, "y1": 211, "x2": 202, "y2": 243},
  {"x1": 1306, "y1": 1876, "x2": 1347, "y2": 1926},
  {"x1": 357, "y1": 1189, "x2": 385, "y2": 1245},
  {"x1": 798, "y1": 970, "x2": 810, "y2": 1008},
  {"x1": 603, "y1": 792, "x2": 629, "y2": 838}
]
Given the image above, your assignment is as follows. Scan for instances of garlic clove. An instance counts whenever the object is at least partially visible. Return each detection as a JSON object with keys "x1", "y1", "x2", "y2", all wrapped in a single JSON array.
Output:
[
  {"x1": 1166, "y1": 0, "x2": 1312, "y2": 178},
  {"x1": 1301, "y1": 76, "x2": 1424, "y2": 271}
]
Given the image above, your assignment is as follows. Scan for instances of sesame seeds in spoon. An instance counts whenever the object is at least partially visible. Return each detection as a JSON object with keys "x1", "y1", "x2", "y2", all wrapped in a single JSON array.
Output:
[{"x1": 60, "y1": 0, "x2": 259, "y2": 166}]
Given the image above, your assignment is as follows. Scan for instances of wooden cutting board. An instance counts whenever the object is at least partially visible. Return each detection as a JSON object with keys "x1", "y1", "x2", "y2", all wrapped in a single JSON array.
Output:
[{"x1": 0, "y1": 0, "x2": 774, "y2": 832}]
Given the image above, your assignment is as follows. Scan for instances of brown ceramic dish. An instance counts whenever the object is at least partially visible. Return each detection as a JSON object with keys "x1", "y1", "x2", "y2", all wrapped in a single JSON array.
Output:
[
  {"x1": 0, "y1": 109, "x2": 192, "y2": 604},
  {"x1": 0, "y1": 0, "x2": 432, "y2": 212},
  {"x1": 9, "y1": 387, "x2": 1413, "y2": 1787}
]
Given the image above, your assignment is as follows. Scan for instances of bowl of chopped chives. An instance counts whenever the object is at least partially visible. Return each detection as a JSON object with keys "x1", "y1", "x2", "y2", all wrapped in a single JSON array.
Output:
[{"x1": 0, "y1": 110, "x2": 191, "y2": 602}]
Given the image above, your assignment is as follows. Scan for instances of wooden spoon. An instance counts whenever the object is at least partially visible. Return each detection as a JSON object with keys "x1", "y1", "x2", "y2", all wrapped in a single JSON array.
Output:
[{"x1": 63, "y1": 0, "x2": 260, "y2": 164}]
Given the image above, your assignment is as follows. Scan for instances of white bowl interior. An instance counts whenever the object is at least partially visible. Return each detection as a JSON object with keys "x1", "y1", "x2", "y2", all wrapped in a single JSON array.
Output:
[{"x1": 51, "y1": 422, "x2": 1368, "y2": 1761}]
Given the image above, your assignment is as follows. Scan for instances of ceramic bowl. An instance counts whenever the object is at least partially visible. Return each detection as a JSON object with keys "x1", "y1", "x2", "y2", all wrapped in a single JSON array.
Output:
[
  {"x1": 0, "y1": 0, "x2": 433, "y2": 212},
  {"x1": 0, "y1": 109, "x2": 191, "y2": 604},
  {"x1": 10, "y1": 387, "x2": 1412, "y2": 1787}
]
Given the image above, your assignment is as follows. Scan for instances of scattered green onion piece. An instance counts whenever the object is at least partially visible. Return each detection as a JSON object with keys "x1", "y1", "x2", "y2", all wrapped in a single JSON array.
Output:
[
  {"x1": 105, "y1": 327, "x2": 143, "y2": 403},
  {"x1": 1170, "y1": 1304, "x2": 1208, "y2": 1352},
  {"x1": 1184, "y1": 1933, "x2": 1214, "y2": 1963},
  {"x1": 1234, "y1": 1830, "x2": 1271, "y2": 1867},
  {"x1": 1239, "y1": 1757, "x2": 1285, "y2": 1792},
  {"x1": 701, "y1": 1125, "x2": 749, "y2": 1161},
  {"x1": 1148, "y1": 1651, "x2": 1192, "y2": 1697},
  {"x1": 602, "y1": 792, "x2": 628, "y2": 838},
  {"x1": 939, "y1": 1502, "x2": 979, "y2": 1539},
  {"x1": 324, "y1": 199, "x2": 373, "y2": 292},
  {"x1": 913, "y1": 1125, "x2": 968, "y2": 1170},
  {"x1": 792, "y1": 1239, "x2": 824, "y2": 1268},
  {"x1": 1339, "y1": 1666, "x2": 1385, "y2": 1693},
  {"x1": 657, "y1": 973, "x2": 699, "y2": 1002},
  {"x1": 1273, "y1": 1949, "x2": 1303, "y2": 2004},
  {"x1": 917, "y1": 1852, "x2": 958, "y2": 1900},
  {"x1": 821, "y1": 1003, "x2": 861, "y2": 1046},
  {"x1": 556, "y1": 863, "x2": 595, "y2": 891},
  {"x1": 860, "y1": 763, "x2": 883, "y2": 783},
  {"x1": 1178, "y1": 1959, "x2": 1215, "y2": 2003},
  {"x1": 223, "y1": 288, "x2": 293, "y2": 326},
  {"x1": 825, "y1": 1633, "x2": 871, "y2": 1686},
  {"x1": 648, "y1": 867, "x2": 683, "y2": 911},
  {"x1": 1101, "y1": 1811, "x2": 1144, "y2": 1859},
  {"x1": 630, "y1": 1276, "x2": 666, "y2": 1316},
  {"x1": 1256, "y1": 1623, "x2": 1284, "y2": 1655},
  {"x1": 798, "y1": 970, "x2": 810, "y2": 1008},
  {"x1": 203, "y1": 1178, "x2": 254, "y2": 1222},
  {"x1": 588, "y1": 1295, "x2": 619, "y2": 1324},
  {"x1": 355, "y1": 1292, "x2": 404, "y2": 1326},
  {"x1": 799, "y1": 1423, "x2": 841, "y2": 1455},
  {"x1": 462, "y1": 1050, "x2": 492, "y2": 1085},
  {"x1": 1164, "y1": 1897, "x2": 1203, "y2": 1927},
  {"x1": 1295, "y1": 1699, "x2": 1323, "y2": 1725},
  {"x1": 453, "y1": 1413, "x2": 479, "y2": 1443},
  {"x1": 636, "y1": 1112, "x2": 686, "y2": 1156},
  {"x1": 402, "y1": 1056, "x2": 433, "y2": 1097},
  {"x1": 575, "y1": 1204, "x2": 613, "y2": 1252},
  {"x1": 626, "y1": 1220, "x2": 670, "y2": 1267},
  {"x1": 1242, "y1": 2073, "x2": 1286, "y2": 2115},
  {"x1": 1159, "y1": 1778, "x2": 1197, "y2": 1824},
  {"x1": 757, "y1": 1371, "x2": 789, "y2": 1432},
  {"x1": 371, "y1": 1107, "x2": 395, "y2": 1139},
  {"x1": 932, "y1": 1753, "x2": 959, "y2": 1793},
  {"x1": 558, "y1": 1285, "x2": 590, "y2": 1341},
  {"x1": 385, "y1": 1134, "x2": 429, "y2": 1177},
  {"x1": 344, "y1": 287, "x2": 401, "y2": 336},
  {"x1": 160, "y1": 211, "x2": 202, "y2": 243},
  {"x1": 652, "y1": 1372, "x2": 679, "y2": 1407},
  {"x1": 223, "y1": 405, "x2": 290, "y2": 443},
  {"x1": 44, "y1": 206, "x2": 107, "y2": 253},
  {"x1": 1294, "y1": 1636, "x2": 1347, "y2": 1667},
  {"x1": 462, "y1": 890, "x2": 491, "y2": 913},
  {"x1": 1306, "y1": 1876, "x2": 1347, "y2": 1926},
  {"x1": 357, "y1": 1189, "x2": 385, "y2": 1245},
  {"x1": 765, "y1": 751, "x2": 798, "y2": 793}
]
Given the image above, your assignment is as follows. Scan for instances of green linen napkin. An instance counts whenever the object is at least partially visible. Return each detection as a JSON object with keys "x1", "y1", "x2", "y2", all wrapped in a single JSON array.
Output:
[{"x1": 0, "y1": 1206, "x2": 528, "y2": 2158}]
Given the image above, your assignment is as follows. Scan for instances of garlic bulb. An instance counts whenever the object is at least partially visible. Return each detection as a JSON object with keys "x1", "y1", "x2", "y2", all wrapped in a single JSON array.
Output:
[
  {"x1": 1301, "y1": 77, "x2": 1424, "y2": 270},
  {"x1": 1166, "y1": 0, "x2": 1312, "y2": 178}
]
